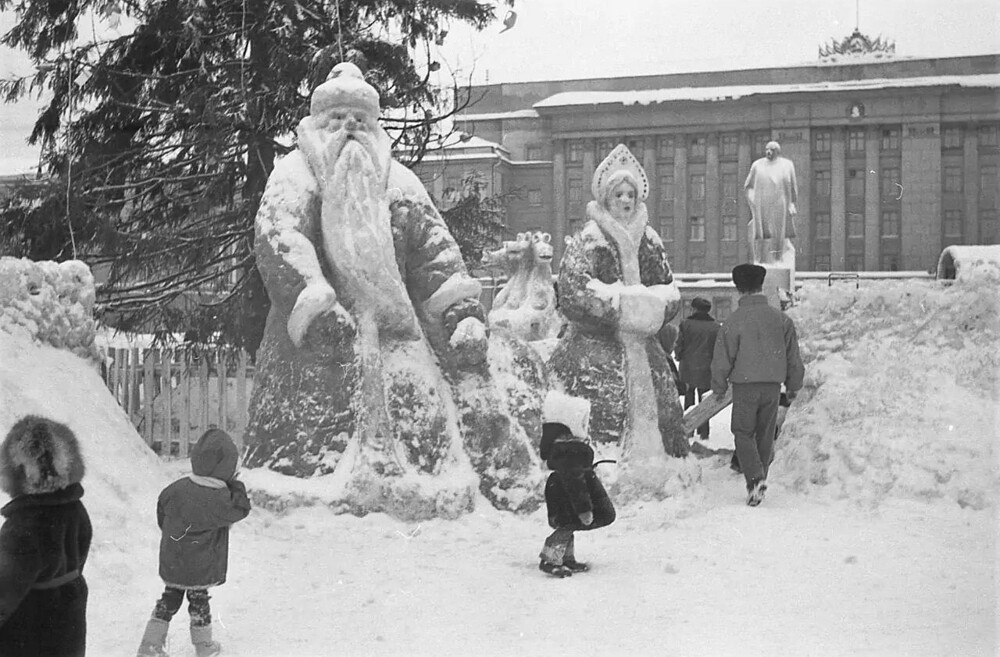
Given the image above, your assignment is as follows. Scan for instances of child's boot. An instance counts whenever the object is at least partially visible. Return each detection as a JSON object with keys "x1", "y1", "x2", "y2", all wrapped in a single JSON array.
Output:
[
  {"x1": 191, "y1": 624, "x2": 222, "y2": 657},
  {"x1": 136, "y1": 618, "x2": 170, "y2": 657}
]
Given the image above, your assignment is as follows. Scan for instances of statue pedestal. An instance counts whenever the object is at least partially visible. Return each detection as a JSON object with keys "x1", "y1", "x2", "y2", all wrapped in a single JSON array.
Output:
[{"x1": 760, "y1": 241, "x2": 796, "y2": 308}]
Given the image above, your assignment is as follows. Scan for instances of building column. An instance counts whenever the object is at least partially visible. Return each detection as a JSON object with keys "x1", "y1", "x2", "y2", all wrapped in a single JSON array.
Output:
[
  {"x1": 901, "y1": 123, "x2": 942, "y2": 269},
  {"x1": 582, "y1": 140, "x2": 597, "y2": 201},
  {"x1": 830, "y1": 127, "x2": 847, "y2": 269},
  {"x1": 737, "y1": 133, "x2": 752, "y2": 263},
  {"x1": 963, "y1": 128, "x2": 980, "y2": 243},
  {"x1": 705, "y1": 133, "x2": 720, "y2": 269},
  {"x1": 864, "y1": 126, "x2": 880, "y2": 270},
  {"x1": 552, "y1": 141, "x2": 567, "y2": 264},
  {"x1": 642, "y1": 137, "x2": 657, "y2": 220},
  {"x1": 673, "y1": 143, "x2": 689, "y2": 271}
]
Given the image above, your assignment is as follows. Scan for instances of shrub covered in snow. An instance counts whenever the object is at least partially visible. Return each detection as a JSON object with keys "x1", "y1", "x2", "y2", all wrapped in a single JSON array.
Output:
[{"x1": 0, "y1": 257, "x2": 100, "y2": 363}]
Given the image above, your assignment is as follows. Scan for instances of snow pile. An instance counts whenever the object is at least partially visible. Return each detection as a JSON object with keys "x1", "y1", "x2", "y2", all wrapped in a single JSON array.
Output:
[
  {"x1": 936, "y1": 244, "x2": 1000, "y2": 283},
  {"x1": 0, "y1": 257, "x2": 101, "y2": 362},
  {"x1": 777, "y1": 277, "x2": 999, "y2": 509}
]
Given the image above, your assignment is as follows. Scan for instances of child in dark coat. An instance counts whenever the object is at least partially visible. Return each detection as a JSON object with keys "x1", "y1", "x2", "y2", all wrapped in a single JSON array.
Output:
[
  {"x1": 0, "y1": 415, "x2": 93, "y2": 657},
  {"x1": 137, "y1": 428, "x2": 251, "y2": 657},
  {"x1": 538, "y1": 422, "x2": 616, "y2": 578}
]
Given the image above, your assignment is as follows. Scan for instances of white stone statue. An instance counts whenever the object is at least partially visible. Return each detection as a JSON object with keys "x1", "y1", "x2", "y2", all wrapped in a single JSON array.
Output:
[
  {"x1": 245, "y1": 62, "x2": 540, "y2": 519},
  {"x1": 744, "y1": 140, "x2": 798, "y2": 265}
]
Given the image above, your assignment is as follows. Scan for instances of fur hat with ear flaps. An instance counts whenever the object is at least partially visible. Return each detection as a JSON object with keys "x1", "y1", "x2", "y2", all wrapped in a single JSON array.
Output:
[{"x1": 1, "y1": 415, "x2": 85, "y2": 497}]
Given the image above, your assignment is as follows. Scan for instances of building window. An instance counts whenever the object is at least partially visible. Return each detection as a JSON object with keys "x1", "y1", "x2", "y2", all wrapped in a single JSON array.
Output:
[
  {"x1": 527, "y1": 189, "x2": 543, "y2": 206},
  {"x1": 598, "y1": 139, "x2": 617, "y2": 159},
  {"x1": 846, "y1": 169, "x2": 865, "y2": 196},
  {"x1": 979, "y1": 125, "x2": 999, "y2": 148},
  {"x1": 657, "y1": 136, "x2": 675, "y2": 160},
  {"x1": 688, "y1": 215, "x2": 705, "y2": 241},
  {"x1": 848, "y1": 129, "x2": 865, "y2": 152},
  {"x1": 689, "y1": 136, "x2": 706, "y2": 160},
  {"x1": 814, "y1": 130, "x2": 832, "y2": 153},
  {"x1": 845, "y1": 254, "x2": 864, "y2": 271},
  {"x1": 658, "y1": 174, "x2": 674, "y2": 213},
  {"x1": 944, "y1": 210, "x2": 963, "y2": 238},
  {"x1": 689, "y1": 174, "x2": 706, "y2": 200},
  {"x1": 752, "y1": 133, "x2": 769, "y2": 159},
  {"x1": 847, "y1": 212, "x2": 865, "y2": 238},
  {"x1": 527, "y1": 146, "x2": 543, "y2": 161},
  {"x1": 721, "y1": 214, "x2": 738, "y2": 241},
  {"x1": 881, "y1": 210, "x2": 900, "y2": 237},
  {"x1": 814, "y1": 254, "x2": 831, "y2": 271},
  {"x1": 660, "y1": 218, "x2": 674, "y2": 241},
  {"x1": 979, "y1": 166, "x2": 997, "y2": 207},
  {"x1": 880, "y1": 128, "x2": 900, "y2": 151},
  {"x1": 814, "y1": 170, "x2": 831, "y2": 197},
  {"x1": 567, "y1": 177, "x2": 583, "y2": 215},
  {"x1": 981, "y1": 210, "x2": 999, "y2": 242},
  {"x1": 721, "y1": 172, "x2": 738, "y2": 201},
  {"x1": 626, "y1": 138, "x2": 643, "y2": 155},
  {"x1": 814, "y1": 212, "x2": 831, "y2": 239},
  {"x1": 942, "y1": 127, "x2": 963, "y2": 149},
  {"x1": 880, "y1": 167, "x2": 901, "y2": 199},
  {"x1": 567, "y1": 141, "x2": 584, "y2": 163},
  {"x1": 689, "y1": 255, "x2": 705, "y2": 272},
  {"x1": 720, "y1": 134, "x2": 739, "y2": 158},
  {"x1": 943, "y1": 166, "x2": 963, "y2": 193},
  {"x1": 880, "y1": 253, "x2": 900, "y2": 271}
]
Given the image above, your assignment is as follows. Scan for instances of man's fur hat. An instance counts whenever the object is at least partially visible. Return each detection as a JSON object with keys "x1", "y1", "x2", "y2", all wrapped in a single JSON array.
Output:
[
  {"x1": 732, "y1": 263, "x2": 767, "y2": 293},
  {"x1": 1, "y1": 415, "x2": 85, "y2": 497}
]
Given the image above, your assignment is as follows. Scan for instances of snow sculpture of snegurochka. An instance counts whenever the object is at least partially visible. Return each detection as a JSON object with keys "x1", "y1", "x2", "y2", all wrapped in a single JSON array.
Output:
[
  {"x1": 244, "y1": 62, "x2": 541, "y2": 520},
  {"x1": 548, "y1": 144, "x2": 689, "y2": 480}
]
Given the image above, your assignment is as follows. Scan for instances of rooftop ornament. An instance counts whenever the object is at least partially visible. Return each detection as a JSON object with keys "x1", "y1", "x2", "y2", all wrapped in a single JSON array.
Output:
[{"x1": 818, "y1": 28, "x2": 896, "y2": 62}]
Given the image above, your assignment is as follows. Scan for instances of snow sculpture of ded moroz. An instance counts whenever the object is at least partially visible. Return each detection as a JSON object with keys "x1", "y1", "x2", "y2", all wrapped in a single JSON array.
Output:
[
  {"x1": 744, "y1": 140, "x2": 798, "y2": 266},
  {"x1": 244, "y1": 62, "x2": 540, "y2": 519},
  {"x1": 548, "y1": 144, "x2": 688, "y2": 462}
]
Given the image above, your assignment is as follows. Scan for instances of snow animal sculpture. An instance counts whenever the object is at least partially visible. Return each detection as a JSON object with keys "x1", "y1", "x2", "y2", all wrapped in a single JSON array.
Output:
[
  {"x1": 486, "y1": 231, "x2": 561, "y2": 342},
  {"x1": 244, "y1": 63, "x2": 541, "y2": 520},
  {"x1": 548, "y1": 144, "x2": 688, "y2": 461}
]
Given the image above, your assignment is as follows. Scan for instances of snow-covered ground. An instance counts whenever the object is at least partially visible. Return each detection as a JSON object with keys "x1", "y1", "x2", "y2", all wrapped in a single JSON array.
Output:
[{"x1": 1, "y1": 273, "x2": 997, "y2": 657}]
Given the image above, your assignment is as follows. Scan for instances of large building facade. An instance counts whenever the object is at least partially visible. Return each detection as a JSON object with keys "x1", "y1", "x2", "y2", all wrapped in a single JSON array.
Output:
[{"x1": 412, "y1": 45, "x2": 999, "y2": 274}]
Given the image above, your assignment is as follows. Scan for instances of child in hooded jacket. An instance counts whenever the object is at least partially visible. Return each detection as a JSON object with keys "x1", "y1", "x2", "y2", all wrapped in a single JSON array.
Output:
[
  {"x1": 0, "y1": 415, "x2": 92, "y2": 657},
  {"x1": 538, "y1": 422, "x2": 616, "y2": 578},
  {"x1": 137, "y1": 428, "x2": 251, "y2": 657}
]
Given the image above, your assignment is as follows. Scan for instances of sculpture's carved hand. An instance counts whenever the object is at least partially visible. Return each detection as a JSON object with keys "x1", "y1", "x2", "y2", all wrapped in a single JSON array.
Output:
[
  {"x1": 788, "y1": 202, "x2": 798, "y2": 217},
  {"x1": 287, "y1": 283, "x2": 354, "y2": 348},
  {"x1": 449, "y1": 316, "x2": 489, "y2": 370}
]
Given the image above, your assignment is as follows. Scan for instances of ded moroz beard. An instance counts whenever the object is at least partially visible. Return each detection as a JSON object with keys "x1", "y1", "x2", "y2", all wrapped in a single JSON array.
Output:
[{"x1": 301, "y1": 119, "x2": 420, "y2": 338}]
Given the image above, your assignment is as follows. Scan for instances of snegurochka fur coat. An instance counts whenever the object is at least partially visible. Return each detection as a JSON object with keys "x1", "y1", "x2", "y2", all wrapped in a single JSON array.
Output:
[{"x1": 548, "y1": 202, "x2": 688, "y2": 457}]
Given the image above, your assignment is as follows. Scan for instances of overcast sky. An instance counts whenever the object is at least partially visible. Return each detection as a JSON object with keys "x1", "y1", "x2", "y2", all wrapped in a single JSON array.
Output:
[{"x1": 2, "y1": 0, "x2": 998, "y2": 175}]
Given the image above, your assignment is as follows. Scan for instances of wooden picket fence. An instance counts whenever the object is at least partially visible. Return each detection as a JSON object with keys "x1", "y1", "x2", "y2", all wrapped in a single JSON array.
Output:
[{"x1": 102, "y1": 346, "x2": 254, "y2": 457}]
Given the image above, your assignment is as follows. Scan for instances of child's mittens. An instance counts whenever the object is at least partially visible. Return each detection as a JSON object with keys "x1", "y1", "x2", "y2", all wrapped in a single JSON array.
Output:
[{"x1": 579, "y1": 511, "x2": 594, "y2": 526}]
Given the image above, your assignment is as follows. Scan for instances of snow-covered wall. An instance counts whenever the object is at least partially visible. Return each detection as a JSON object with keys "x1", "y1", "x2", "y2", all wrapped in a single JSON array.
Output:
[{"x1": 0, "y1": 257, "x2": 100, "y2": 363}]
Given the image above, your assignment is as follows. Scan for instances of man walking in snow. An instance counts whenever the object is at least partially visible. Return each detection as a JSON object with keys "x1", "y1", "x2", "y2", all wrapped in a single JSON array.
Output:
[
  {"x1": 674, "y1": 296, "x2": 721, "y2": 440},
  {"x1": 711, "y1": 264, "x2": 804, "y2": 506}
]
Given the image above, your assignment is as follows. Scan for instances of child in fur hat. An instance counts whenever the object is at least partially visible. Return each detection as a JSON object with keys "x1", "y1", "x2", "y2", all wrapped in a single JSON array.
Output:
[
  {"x1": 0, "y1": 415, "x2": 92, "y2": 657},
  {"x1": 537, "y1": 393, "x2": 616, "y2": 578},
  {"x1": 137, "y1": 428, "x2": 251, "y2": 657}
]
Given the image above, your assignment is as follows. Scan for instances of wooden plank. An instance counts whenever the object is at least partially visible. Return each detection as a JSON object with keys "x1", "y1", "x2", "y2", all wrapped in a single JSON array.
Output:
[
  {"x1": 681, "y1": 388, "x2": 733, "y2": 436},
  {"x1": 129, "y1": 347, "x2": 141, "y2": 419},
  {"x1": 235, "y1": 349, "x2": 248, "y2": 451},
  {"x1": 143, "y1": 350, "x2": 155, "y2": 447},
  {"x1": 108, "y1": 348, "x2": 120, "y2": 402},
  {"x1": 217, "y1": 347, "x2": 227, "y2": 432},
  {"x1": 180, "y1": 356, "x2": 191, "y2": 458},
  {"x1": 163, "y1": 349, "x2": 174, "y2": 456}
]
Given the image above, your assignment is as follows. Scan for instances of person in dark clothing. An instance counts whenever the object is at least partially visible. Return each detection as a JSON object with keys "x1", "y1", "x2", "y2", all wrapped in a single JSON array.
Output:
[
  {"x1": 657, "y1": 322, "x2": 685, "y2": 397},
  {"x1": 137, "y1": 429, "x2": 251, "y2": 657},
  {"x1": 674, "y1": 296, "x2": 721, "y2": 440},
  {"x1": 538, "y1": 422, "x2": 616, "y2": 578},
  {"x1": 0, "y1": 415, "x2": 92, "y2": 657},
  {"x1": 730, "y1": 391, "x2": 792, "y2": 473},
  {"x1": 712, "y1": 264, "x2": 804, "y2": 507}
]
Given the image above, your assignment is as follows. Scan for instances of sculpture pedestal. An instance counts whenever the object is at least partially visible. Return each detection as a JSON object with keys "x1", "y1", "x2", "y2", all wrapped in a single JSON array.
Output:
[{"x1": 760, "y1": 241, "x2": 796, "y2": 308}]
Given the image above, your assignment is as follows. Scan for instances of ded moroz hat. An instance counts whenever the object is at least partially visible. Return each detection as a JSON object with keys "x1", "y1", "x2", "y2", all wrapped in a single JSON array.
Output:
[
  {"x1": 310, "y1": 62, "x2": 381, "y2": 118},
  {"x1": 732, "y1": 263, "x2": 767, "y2": 292}
]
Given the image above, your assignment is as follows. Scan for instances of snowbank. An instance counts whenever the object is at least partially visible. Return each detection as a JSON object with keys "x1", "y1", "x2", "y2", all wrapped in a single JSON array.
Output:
[
  {"x1": 777, "y1": 277, "x2": 999, "y2": 509},
  {"x1": 936, "y1": 244, "x2": 1000, "y2": 283}
]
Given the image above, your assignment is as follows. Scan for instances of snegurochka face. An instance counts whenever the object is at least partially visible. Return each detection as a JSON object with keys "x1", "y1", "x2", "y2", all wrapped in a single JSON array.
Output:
[{"x1": 609, "y1": 181, "x2": 637, "y2": 220}]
